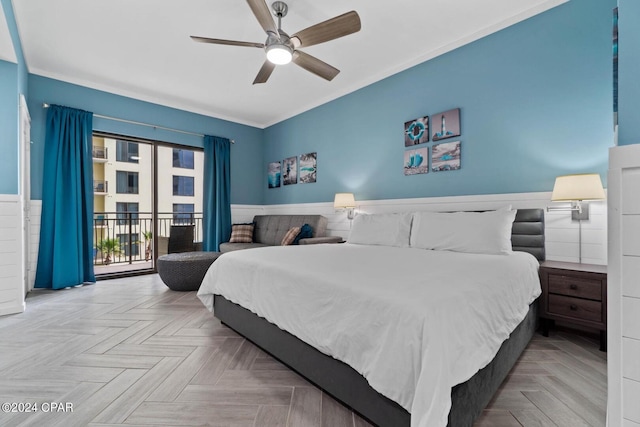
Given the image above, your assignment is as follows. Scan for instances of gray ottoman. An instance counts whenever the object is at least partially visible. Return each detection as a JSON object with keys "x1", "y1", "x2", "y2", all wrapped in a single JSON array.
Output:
[{"x1": 157, "y1": 251, "x2": 222, "y2": 291}]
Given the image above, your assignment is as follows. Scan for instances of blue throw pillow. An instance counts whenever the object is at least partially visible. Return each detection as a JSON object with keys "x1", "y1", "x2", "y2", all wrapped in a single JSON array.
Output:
[{"x1": 293, "y1": 224, "x2": 313, "y2": 245}]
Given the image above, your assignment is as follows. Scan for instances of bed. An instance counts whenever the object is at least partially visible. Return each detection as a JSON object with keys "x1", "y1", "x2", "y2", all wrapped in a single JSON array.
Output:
[{"x1": 198, "y1": 208, "x2": 545, "y2": 427}]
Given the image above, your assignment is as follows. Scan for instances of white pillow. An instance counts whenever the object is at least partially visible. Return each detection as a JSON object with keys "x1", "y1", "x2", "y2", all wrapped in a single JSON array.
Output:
[
  {"x1": 410, "y1": 207, "x2": 517, "y2": 255},
  {"x1": 347, "y1": 213, "x2": 413, "y2": 247}
]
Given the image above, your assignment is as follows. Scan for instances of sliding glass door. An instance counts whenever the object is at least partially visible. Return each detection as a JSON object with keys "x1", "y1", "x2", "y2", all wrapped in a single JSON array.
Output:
[
  {"x1": 156, "y1": 145, "x2": 204, "y2": 257},
  {"x1": 92, "y1": 134, "x2": 203, "y2": 277}
]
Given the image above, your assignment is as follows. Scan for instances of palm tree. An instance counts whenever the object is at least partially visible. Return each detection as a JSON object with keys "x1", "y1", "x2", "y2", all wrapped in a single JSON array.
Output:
[
  {"x1": 143, "y1": 231, "x2": 153, "y2": 261},
  {"x1": 95, "y1": 238, "x2": 122, "y2": 265}
]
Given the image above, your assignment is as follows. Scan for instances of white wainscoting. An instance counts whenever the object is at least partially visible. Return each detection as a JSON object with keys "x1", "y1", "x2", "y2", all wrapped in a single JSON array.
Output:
[
  {"x1": 230, "y1": 204, "x2": 265, "y2": 224},
  {"x1": 26, "y1": 195, "x2": 607, "y2": 293},
  {"x1": 0, "y1": 195, "x2": 25, "y2": 316},
  {"x1": 28, "y1": 200, "x2": 41, "y2": 290},
  {"x1": 254, "y1": 191, "x2": 607, "y2": 266}
]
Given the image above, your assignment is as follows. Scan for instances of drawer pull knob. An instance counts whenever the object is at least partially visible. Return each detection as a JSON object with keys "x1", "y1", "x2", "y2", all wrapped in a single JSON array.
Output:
[
  {"x1": 570, "y1": 284, "x2": 578, "y2": 290},
  {"x1": 570, "y1": 304, "x2": 578, "y2": 311}
]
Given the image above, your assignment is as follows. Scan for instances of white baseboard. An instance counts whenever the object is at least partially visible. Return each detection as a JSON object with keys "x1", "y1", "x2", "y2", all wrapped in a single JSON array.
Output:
[{"x1": 0, "y1": 302, "x2": 25, "y2": 316}]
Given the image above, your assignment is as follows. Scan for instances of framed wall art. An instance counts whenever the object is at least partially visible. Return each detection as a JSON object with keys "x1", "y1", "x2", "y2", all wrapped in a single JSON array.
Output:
[
  {"x1": 404, "y1": 116, "x2": 429, "y2": 146},
  {"x1": 283, "y1": 156, "x2": 298, "y2": 185},
  {"x1": 299, "y1": 152, "x2": 317, "y2": 183},
  {"x1": 404, "y1": 147, "x2": 429, "y2": 175},
  {"x1": 432, "y1": 108, "x2": 461, "y2": 141},
  {"x1": 432, "y1": 141, "x2": 461, "y2": 172},
  {"x1": 268, "y1": 161, "x2": 281, "y2": 188}
]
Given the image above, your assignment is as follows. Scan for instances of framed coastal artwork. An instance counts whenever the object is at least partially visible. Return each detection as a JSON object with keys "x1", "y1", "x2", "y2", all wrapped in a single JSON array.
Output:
[
  {"x1": 431, "y1": 141, "x2": 461, "y2": 172},
  {"x1": 299, "y1": 152, "x2": 317, "y2": 183},
  {"x1": 431, "y1": 108, "x2": 461, "y2": 141},
  {"x1": 404, "y1": 116, "x2": 429, "y2": 146},
  {"x1": 268, "y1": 161, "x2": 281, "y2": 188},
  {"x1": 404, "y1": 147, "x2": 429, "y2": 175},
  {"x1": 283, "y1": 156, "x2": 298, "y2": 185}
]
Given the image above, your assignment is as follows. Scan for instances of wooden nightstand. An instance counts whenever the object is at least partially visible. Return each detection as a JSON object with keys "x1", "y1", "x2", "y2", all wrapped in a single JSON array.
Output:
[{"x1": 539, "y1": 261, "x2": 607, "y2": 351}]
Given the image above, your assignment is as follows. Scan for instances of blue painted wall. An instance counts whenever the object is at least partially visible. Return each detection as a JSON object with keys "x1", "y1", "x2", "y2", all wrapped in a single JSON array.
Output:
[
  {"x1": 0, "y1": 59, "x2": 18, "y2": 194},
  {"x1": 0, "y1": 0, "x2": 27, "y2": 195},
  {"x1": 1, "y1": 0, "x2": 26, "y2": 95},
  {"x1": 263, "y1": 0, "x2": 615, "y2": 204},
  {"x1": 28, "y1": 75, "x2": 264, "y2": 204},
  {"x1": 617, "y1": 0, "x2": 640, "y2": 145}
]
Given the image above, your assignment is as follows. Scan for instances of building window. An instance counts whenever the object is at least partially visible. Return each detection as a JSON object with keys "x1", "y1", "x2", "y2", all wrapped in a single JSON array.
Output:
[
  {"x1": 116, "y1": 171, "x2": 139, "y2": 194},
  {"x1": 116, "y1": 202, "x2": 139, "y2": 225},
  {"x1": 173, "y1": 176, "x2": 194, "y2": 196},
  {"x1": 173, "y1": 149, "x2": 194, "y2": 169},
  {"x1": 173, "y1": 203, "x2": 194, "y2": 224},
  {"x1": 117, "y1": 233, "x2": 140, "y2": 257},
  {"x1": 116, "y1": 140, "x2": 139, "y2": 163}
]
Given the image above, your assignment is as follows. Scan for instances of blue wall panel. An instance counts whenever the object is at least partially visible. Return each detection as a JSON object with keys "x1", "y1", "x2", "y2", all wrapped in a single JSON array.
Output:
[
  {"x1": 263, "y1": 0, "x2": 615, "y2": 204},
  {"x1": 28, "y1": 75, "x2": 264, "y2": 204},
  {"x1": 0, "y1": 60, "x2": 18, "y2": 194},
  {"x1": 1, "y1": 0, "x2": 26, "y2": 96},
  {"x1": 0, "y1": 0, "x2": 27, "y2": 195},
  {"x1": 617, "y1": 0, "x2": 640, "y2": 145}
]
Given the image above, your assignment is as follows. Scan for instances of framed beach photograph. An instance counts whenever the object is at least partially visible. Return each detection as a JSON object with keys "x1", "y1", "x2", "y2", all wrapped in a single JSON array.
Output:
[
  {"x1": 404, "y1": 116, "x2": 429, "y2": 146},
  {"x1": 404, "y1": 147, "x2": 429, "y2": 176},
  {"x1": 283, "y1": 156, "x2": 298, "y2": 185},
  {"x1": 431, "y1": 141, "x2": 461, "y2": 172},
  {"x1": 299, "y1": 152, "x2": 317, "y2": 183},
  {"x1": 432, "y1": 108, "x2": 461, "y2": 141},
  {"x1": 268, "y1": 161, "x2": 281, "y2": 188}
]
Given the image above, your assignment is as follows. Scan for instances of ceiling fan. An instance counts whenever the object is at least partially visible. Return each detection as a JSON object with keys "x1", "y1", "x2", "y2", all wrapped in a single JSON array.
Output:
[{"x1": 191, "y1": 0, "x2": 361, "y2": 84}]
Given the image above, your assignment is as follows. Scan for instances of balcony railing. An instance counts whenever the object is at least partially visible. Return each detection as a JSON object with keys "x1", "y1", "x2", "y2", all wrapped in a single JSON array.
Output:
[
  {"x1": 94, "y1": 180, "x2": 108, "y2": 193},
  {"x1": 92, "y1": 147, "x2": 108, "y2": 160},
  {"x1": 92, "y1": 211, "x2": 203, "y2": 270}
]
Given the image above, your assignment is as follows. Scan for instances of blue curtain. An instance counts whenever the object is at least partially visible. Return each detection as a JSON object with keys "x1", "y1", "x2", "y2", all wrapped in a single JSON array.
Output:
[
  {"x1": 203, "y1": 135, "x2": 231, "y2": 252},
  {"x1": 35, "y1": 105, "x2": 95, "y2": 289}
]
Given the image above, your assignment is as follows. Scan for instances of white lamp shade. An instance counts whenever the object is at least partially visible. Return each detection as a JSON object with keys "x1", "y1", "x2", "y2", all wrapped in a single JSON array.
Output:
[
  {"x1": 551, "y1": 173, "x2": 605, "y2": 201},
  {"x1": 334, "y1": 193, "x2": 356, "y2": 209}
]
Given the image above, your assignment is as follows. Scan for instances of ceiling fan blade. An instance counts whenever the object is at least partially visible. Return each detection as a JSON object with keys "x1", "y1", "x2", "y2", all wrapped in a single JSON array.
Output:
[
  {"x1": 191, "y1": 36, "x2": 264, "y2": 49},
  {"x1": 246, "y1": 0, "x2": 279, "y2": 36},
  {"x1": 253, "y1": 60, "x2": 276, "y2": 84},
  {"x1": 292, "y1": 51, "x2": 339, "y2": 81},
  {"x1": 291, "y1": 11, "x2": 361, "y2": 48}
]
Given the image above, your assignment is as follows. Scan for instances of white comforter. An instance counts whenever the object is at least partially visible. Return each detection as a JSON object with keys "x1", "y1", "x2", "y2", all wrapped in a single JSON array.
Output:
[{"x1": 197, "y1": 243, "x2": 541, "y2": 427}]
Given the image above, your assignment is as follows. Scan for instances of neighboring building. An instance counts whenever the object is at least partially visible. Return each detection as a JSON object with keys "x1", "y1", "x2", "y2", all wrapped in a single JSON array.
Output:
[{"x1": 92, "y1": 136, "x2": 203, "y2": 266}]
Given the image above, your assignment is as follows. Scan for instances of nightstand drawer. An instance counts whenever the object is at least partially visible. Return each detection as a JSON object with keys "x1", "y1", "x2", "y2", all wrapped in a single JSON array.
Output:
[
  {"x1": 548, "y1": 294, "x2": 602, "y2": 323},
  {"x1": 548, "y1": 274, "x2": 602, "y2": 301}
]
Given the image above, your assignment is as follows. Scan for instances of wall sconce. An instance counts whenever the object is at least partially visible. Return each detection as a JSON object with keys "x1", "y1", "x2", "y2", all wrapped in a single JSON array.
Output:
[
  {"x1": 334, "y1": 193, "x2": 356, "y2": 220},
  {"x1": 547, "y1": 173, "x2": 605, "y2": 263},
  {"x1": 547, "y1": 173, "x2": 605, "y2": 220}
]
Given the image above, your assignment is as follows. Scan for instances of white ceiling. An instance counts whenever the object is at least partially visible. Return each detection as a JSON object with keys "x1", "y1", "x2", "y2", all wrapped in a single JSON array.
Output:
[
  {"x1": 0, "y1": 5, "x2": 16, "y2": 63},
  {"x1": 12, "y1": 0, "x2": 565, "y2": 128}
]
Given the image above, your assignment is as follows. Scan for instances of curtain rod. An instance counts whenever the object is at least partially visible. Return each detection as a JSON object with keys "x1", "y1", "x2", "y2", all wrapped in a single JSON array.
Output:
[{"x1": 42, "y1": 103, "x2": 235, "y2": 143}]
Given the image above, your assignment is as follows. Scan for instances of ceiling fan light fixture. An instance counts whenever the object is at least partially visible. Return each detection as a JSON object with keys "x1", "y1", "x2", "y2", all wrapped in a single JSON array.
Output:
[{"x1": 266, "y1": 43, "x2": 293, "y2": 65}]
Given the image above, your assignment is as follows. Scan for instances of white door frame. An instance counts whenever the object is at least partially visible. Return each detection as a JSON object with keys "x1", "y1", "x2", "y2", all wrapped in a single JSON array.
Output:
[{"x1": 19, "y1": 94, "x2": 31, "y2": 295}]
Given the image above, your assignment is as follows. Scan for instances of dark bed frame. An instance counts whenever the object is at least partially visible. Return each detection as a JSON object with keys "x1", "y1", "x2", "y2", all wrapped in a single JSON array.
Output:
[{"x1": 214, "y1": 209, "x2": 545, "y2": 427}]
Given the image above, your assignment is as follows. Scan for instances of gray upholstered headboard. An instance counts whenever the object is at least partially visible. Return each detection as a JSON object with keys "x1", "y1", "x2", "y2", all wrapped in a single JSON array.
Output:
[{"x1": 512, "y1": 209, "x2": 545, "y2": 261}]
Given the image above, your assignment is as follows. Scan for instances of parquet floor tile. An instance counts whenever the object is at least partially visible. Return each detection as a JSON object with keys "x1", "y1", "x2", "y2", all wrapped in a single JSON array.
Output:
[{"x1": 0, "y1": 274, "x2": 606, "y2": 426}]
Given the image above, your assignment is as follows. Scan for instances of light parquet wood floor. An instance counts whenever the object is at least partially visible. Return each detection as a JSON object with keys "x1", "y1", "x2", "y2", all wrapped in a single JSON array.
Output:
[{"x1": 0, "y1": 275, "x2": 606, "y2": 426}]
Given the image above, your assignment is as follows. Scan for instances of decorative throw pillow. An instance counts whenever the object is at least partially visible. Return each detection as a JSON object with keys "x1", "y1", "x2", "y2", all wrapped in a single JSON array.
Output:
[
  {"x1": 281, "y1": 227, "x2": 301, "y2": 246},
  {"x1": 229, "y1": 223, "x2": 254, "y2": 243},
  {"x1": 293, "y1": 224, "x2": 314, "y2": 245}
]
